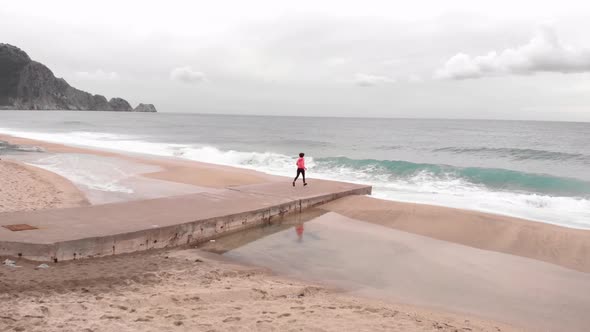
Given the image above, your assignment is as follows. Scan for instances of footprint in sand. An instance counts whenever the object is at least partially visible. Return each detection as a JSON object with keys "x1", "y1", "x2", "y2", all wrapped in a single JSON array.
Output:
[
  {"x1": 39, "y1": 306, "x2": 50, "y2": 315},
  {"x1": 222, "y1": 316, "x2": 241, "y2": 323},
  {"x1": 110, "y1": 304, "x2": 128, "y2": 311},
  {"x1": 183, "y1": 295, "x2": 201, "y2": 302},
  {"x1": 166, "y1": 314, "x2": 186, "y2": 321}
]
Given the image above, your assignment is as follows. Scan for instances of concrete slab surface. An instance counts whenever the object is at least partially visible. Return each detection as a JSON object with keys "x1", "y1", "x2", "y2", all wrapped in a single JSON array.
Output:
[{"x1": 0, "y1": 179, "x2": 371, "y2": 261}]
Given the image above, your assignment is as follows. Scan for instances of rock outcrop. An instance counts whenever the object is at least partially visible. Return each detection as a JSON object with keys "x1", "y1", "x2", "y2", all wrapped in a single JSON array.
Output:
[
  {"x1": 133, "y1": 103, "x2": 157, "y2": 112},
  {"x1": 107, "y1": 97, "x2": 133, "y2": 112},
  {"x1": 0, "y1": 43, "x2": 156, "y2": 112}
]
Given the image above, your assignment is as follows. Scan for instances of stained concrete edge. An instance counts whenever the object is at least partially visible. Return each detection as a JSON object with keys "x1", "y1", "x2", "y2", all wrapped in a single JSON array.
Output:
[{"x1": 0, "y1": 186, "x2": 371, "y2": 262}]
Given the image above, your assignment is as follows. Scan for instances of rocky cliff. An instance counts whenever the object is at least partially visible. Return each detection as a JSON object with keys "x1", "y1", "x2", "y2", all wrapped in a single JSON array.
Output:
[
  {"x1": 134, "y1": 103, "x2": 157, "y2": 112},
  {"x1": 0, "y1": 44, "x2": 156, "y2": 112}
]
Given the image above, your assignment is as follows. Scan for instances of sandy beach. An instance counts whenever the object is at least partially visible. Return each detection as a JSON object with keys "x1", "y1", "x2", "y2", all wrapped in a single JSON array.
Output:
[
  {"x1": 0, "y1": 159, "x2": 88, "y2": 213},
  {"x1": 0, "y1": 248, "x2": 523, "y2": 332},
  {"x1": 1, "y1": 133, "x2": 589, "y2": 331}
]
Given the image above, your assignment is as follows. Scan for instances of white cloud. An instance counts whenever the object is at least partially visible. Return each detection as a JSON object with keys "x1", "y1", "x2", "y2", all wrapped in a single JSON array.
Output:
[
  {"x1": 325, "y1": 57, "x2": 350, "y2": 67},
  {"x1": 354, "y1": 73, "x2": 396, "y2": 87},
  {"x1": 74, "y1": 69, "x2": 119, "y2": 80},
  {"x1": 435, "y1": 25, "x2": 590, "y2": 79},
  {"x1": 170, "y1": 66, "x2": 206, "y2": 83},
  {"x1": 382, "y1": 59, "x2": 403, "y2": 66},
  {"x1": 407, "y1": 74, "x2": 424, "y2": 83}
]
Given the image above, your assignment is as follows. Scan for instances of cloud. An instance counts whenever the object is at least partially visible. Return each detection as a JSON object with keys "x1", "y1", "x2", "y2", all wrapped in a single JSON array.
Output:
[
  {"x1": 354, "y1": 73, "x2": 396, "y2": 87},
  {"x1": 406, "y1": 74, "x2": 424, "y2": 83},
  {"x1": 382, "y1": 59, "x2": 403, "y2": 66},
  {"x1": 325, "y1": 57, "x2": 350, "y2": 67},
  {"x1": 435, "y1": 25, "x2": 590, "y2": 79},
  {"x1": 74, "y1": 69, "x2": 119, "y2": 80},
  {"x1": 170, "y1": 66, "x2": 206, "y2": 83}
]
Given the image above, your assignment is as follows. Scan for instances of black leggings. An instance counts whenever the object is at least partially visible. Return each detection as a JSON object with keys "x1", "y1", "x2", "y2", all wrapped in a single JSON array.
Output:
[{"x1": 294, "y1": 168, "x2": 306, "y2": 182}]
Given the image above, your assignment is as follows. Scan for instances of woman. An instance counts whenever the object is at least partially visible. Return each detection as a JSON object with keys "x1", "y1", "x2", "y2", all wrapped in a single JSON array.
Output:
[{"x1": 293, "y1": 152, "x2": 307, "y2": 186}]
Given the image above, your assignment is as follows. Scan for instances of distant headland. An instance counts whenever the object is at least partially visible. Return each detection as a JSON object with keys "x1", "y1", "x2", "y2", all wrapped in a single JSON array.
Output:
[{"x1": 0, "y1": 43, "x2": 156, "y2": 112}]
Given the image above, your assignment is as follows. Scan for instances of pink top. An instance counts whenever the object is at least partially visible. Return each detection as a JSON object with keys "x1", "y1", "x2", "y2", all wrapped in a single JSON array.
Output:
[{"x1": 296, "y1": 157, "x2": 305, "y2": 169}]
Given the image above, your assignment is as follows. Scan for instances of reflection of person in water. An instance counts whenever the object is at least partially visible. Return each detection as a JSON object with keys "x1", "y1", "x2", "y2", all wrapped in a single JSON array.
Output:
[{"x1": 295, "y1": 223, "x2": 304, "y2": 242}]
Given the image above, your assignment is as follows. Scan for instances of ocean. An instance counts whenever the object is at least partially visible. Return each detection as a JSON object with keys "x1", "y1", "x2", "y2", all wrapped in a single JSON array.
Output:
[{"x1": 1, "y1": 111, "x2": 589, "y2": 228}]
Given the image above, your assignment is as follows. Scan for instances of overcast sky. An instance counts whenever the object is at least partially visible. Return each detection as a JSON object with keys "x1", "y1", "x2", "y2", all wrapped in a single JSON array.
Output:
[{"x1": 2, "y1": 0, "x2": 590, "y2": 121}]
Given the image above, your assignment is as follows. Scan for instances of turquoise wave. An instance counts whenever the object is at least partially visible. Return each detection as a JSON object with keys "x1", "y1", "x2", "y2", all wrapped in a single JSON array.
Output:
[
  {"x1": 316, "y1": 157, "x2": 590, "y2": 197},
  {"x1": 433, "y1": 146, "x2": 589, "y2": 162}
]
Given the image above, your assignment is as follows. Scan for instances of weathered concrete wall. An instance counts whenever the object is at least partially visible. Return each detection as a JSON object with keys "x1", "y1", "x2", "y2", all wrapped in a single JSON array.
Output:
[{"x1": 0, "y1": 186, "x2": 371, "y2": 262}]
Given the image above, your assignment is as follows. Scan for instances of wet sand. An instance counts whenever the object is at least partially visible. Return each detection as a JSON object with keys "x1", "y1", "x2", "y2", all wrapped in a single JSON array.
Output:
[
  {"x1": 1, "y1": 133, "x2": 277, "y2": 206},
  {"x1": 0, "y1": 133, "x2": 275, "y2": 190},
  {"x1": 224, "y1": 212, "x2": 590, "y2": 332},
  {"x1": 321, "y1": 195, "x2": 590, "y2": 273}
]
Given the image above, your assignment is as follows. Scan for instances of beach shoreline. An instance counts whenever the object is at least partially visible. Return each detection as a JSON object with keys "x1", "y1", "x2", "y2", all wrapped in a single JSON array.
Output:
[
  {"x1": 1, "y1": 133, "x2": 588, "y2": 272},
  {"x1": 1, "y1": 133, "x2": 589, "y2": 331}
]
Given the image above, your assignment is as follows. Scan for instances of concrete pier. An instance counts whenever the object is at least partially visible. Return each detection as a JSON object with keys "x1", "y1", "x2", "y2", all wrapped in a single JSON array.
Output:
[{"x1": 0, "y1": 179, "x2": 371, "y2": 261}]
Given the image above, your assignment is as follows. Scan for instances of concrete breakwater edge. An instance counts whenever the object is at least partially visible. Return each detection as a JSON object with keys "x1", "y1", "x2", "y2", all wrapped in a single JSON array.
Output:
[{"x1": 0, "y1": 180, "x2": 371, "y2": 262}]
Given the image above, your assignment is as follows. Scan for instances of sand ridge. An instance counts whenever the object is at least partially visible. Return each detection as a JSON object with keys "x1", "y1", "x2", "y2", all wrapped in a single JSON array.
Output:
[{"x1": 321, "y1": 195, "x2": 590, "y2": 273}]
